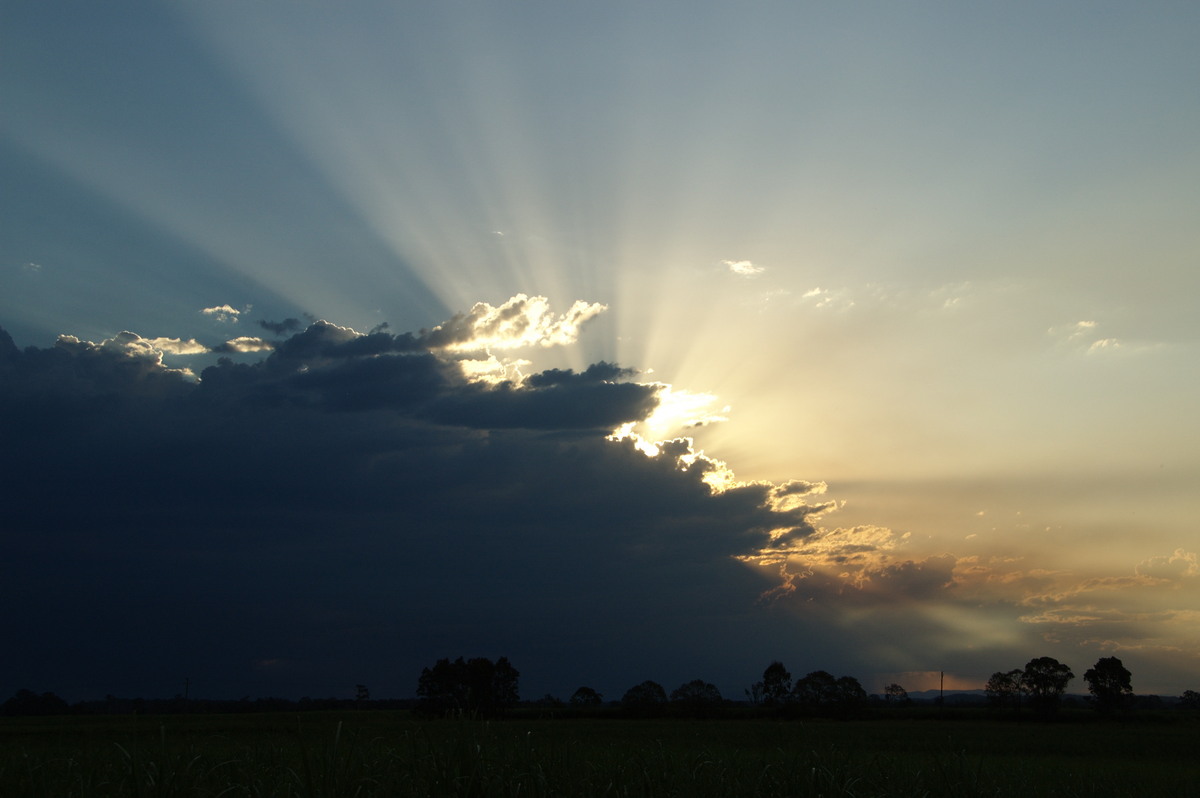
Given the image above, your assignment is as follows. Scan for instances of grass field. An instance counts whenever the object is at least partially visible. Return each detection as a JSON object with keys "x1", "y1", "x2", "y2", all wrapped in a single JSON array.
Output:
[{"x1": 2, "y1": 711, "x2": 1197, "y2": 796}]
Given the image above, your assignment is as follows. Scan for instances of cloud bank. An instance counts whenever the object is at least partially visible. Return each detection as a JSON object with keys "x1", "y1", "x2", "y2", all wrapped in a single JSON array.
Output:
[
  {"x1": 3, "y1": 296, "x2": 1196, "y2": 700},
  {"x1": 0, "y1": 299, "x2": 833, "y2": 700}
]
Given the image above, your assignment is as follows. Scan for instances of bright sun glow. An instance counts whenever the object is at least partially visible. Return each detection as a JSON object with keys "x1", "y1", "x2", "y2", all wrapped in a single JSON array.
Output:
[{"x1": 637, "y1": 384, "x2": 728, "y2": 441}]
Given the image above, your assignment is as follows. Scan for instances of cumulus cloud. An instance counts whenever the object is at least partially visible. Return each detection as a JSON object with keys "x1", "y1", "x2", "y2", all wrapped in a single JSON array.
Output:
[
  {"x1": 723, "y1": 259, "x2": 765, "y2": 277},
  {"x1": 1087, "y1": 338, "x2": 1122, "y2": 353},
  {"x1": 145, "y1": 336, "x2": 208, "y2": 355},
  {"x1": 799, "y1": 286, "x2": 855, "y2": 310},
  {"x1": 1135, "y1": 549, "x2": 1198, "y2": 580},
  {"x1": 738, "y1": 520, "x2": 962, "y2": 607},
  {"x1": 34, "y1": 330, "x2": 201, "y2": 387},
  {"x1": 201, "y1": 304, "x2": 244, "y2": 323},
  {"x1": 214, "y1": 336, "x2": 275, "y2": 353},
  {"x1": 420, "y1": 294, "x2": 606, "y2": 351},
  {"x1": 1, "y1": 297, "x2": 846, "y2": 700},
  {"x1": 6, "y1": 305, "x2": 1196, "y2": 698}
]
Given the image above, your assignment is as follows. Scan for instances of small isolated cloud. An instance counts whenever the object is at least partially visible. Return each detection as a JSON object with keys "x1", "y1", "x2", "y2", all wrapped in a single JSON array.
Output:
[
  {"x1": 214, "y1": 336, "x2": 275, "y2": 354},
  {"x1": 1070, "y1": 320, "x2": 1097, "y2": 336},
  {"x1": 931, "y1": 281, "x2": 973, "y2": 310},
  {"x1": 259, "y1": 318, "x2": 303, "y2": 336},
  {"x1": 767, "y1": 480, "x2": 829, "y2": 512},
  {"x1": 201, "y1": 304, "x2": 243, "y2": 323},
  {"x1": 1087, "y1": 338, "x2": 1122, "y2": 354},
  {"x1": 723, "y1": 259, "x2": 765, "y2": 277},
  {"x1": 799, "y1": 286, "x2": 854, "y2": 310},
  {"x1": 1048, "y1": 319, "x2": 1129, "y2": 354},
  {"x1": 22, "y1": 261, "x2": 42, "y2": 272}
]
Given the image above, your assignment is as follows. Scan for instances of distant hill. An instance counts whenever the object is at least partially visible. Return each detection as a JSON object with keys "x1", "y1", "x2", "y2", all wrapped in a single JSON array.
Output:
[{"x1": 888, "y1": 690, "x2": 1187, "y2": 708}]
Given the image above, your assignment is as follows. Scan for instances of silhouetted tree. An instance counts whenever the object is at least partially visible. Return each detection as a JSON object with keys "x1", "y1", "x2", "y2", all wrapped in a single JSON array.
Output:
[
  {"x1": 835, "y1": 675, "x2": 867, "y2": 708},
  {"x1": 355, "y1": 684, "x2": 370, "y2": 702},
  {"x1": 986, "y1": 669, "x2": 1024, "y2": 712},
  {"x1": 1022, "y1": 656, "x2": 1074, "y2": 716},
  {"x1": 790, "y1": 671, "x2": 866, "y2": 716},
  {"x1": 883, "y1": 683, "x2": 910, "y2": 705},
  {"x1": 1179, "y1": 690, "x2": 1200, "y2": 711},
  {"x1": 793, "y1": 670, "x2": 838, "y2": 708},
  {"x1": 669, "y1": 679, "x2": 724, "y2": 717},
  {"x1": 569, "y1": 686, "x2": 603, "y2": 706},
  {"x1": 759, "y1": 661, "x2": 792, "y2": 706},
  {"x1": 1083, "y1": 656, "x2": 1132, "y2": 716},
  {"x1": 416, "y1": 656, "x2": 519, "y2": 716},
  {"x1": 621, "y1": 680, "x2": 668, "y2": 717}
]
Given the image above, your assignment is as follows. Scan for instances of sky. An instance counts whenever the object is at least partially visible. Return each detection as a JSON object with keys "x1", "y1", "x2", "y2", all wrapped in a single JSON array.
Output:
[{"x1": 2, "y1": 1, "x2": 1198, "y2": 702}]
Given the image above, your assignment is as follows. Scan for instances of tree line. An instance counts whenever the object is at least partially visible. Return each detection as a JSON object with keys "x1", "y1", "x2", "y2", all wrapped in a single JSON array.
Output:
[
  {"x1": 985, "y1": 655, "x2": 1149, "y2": 717},
  {"x1": 411, "y1": 653, "x2": 1200, "y2": 720},
  {"x1": 7, "y1": 653, "x2": 1200, "y2": 718}
]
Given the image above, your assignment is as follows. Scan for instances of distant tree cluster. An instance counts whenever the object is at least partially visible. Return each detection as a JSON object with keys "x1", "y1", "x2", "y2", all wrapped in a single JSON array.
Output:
[
  {"x1": 416, "y1": 656, "x2": 519, "y2": 717},
  {"x1": 569, "y1": 686, "x2": 603, "y2": 707},
  {"x1": 1, "y1": 689, "x2": 68, "y2": 716},
  {"x1": 613, "y1": 678, "x2": 725, "y2": 718},
  {"x1": 744, "y1": 662, "x2": 868, "y2": 717},
  {"x1": 986, "y1": 656, "x2": 1135, "y2": 717},
  {"x1": 669, "y1": 679, "x2": 724, "y2": 717}
]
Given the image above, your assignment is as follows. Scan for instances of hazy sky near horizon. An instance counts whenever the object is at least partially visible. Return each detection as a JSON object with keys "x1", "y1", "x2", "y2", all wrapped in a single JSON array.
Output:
[{"x1": 3, "y1": 1, "x2": 1198, "y2": 701}]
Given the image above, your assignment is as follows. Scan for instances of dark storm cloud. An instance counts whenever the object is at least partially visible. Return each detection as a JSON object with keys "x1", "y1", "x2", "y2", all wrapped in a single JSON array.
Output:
[
  {"x1": 258, "y1": 317, "x2": 303, "y2": 336},
  {"x1": 524, "y1": 361, "x2": 636, "y2": 387},
  {"x1": 426, "y1": 375, "x2": 657, "y2": 431},
  {"x1": 0, "y1": 316, "x2": 824, "y2": 701},
  {"x1": 194, "y1": 322, "x2": 656, "y2": 426}
]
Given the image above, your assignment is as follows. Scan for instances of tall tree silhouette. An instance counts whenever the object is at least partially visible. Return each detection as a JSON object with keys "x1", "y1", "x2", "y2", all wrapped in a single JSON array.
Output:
[
  {"x1": 985, "y1": 669, "x2": 1024, "y2": 712},
  {"x1": 1022, "y1": 656, "x2": 1074, "y2": 716},
  {"x1": 1083, "y1": 656, "x2": 1132, "y2": 716},
  {"x1": 759, "y1": 661, "x2": 792, "y2": 707}
]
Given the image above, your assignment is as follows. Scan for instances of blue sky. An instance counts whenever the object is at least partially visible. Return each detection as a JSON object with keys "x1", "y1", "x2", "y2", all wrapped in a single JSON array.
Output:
[{"x1": 3, "y1": 1, "x2": 1199, "y2": 701}]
